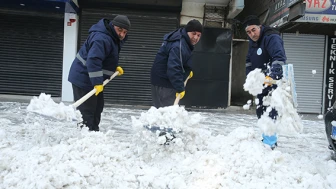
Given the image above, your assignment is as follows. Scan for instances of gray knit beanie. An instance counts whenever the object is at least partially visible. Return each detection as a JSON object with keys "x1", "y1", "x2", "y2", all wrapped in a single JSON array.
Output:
[{"x1": 111, "y1": 15, "x2": 131, "y2": 30}]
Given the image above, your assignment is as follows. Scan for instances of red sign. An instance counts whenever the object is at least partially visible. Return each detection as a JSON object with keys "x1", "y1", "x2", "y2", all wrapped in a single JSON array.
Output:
[{"x1": 306, "y1": 0, "x2": 331, "y2": 12}]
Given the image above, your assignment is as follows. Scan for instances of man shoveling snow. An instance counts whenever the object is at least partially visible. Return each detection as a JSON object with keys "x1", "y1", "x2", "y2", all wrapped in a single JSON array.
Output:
[{"x1": 242, "y1": 15, "x2": 302, "y2": 149}]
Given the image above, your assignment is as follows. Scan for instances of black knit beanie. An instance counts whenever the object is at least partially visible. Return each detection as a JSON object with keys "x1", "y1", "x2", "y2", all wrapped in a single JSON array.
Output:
[
  {"x1": 111, "y1": 15, "x2": 131, "y2": 30},
  {"x1": 242, "y1": 15, "x2": 260, "y2": 29},
  {"x1": 185, "y1": 19, "x2": 203, "y2": 33}
]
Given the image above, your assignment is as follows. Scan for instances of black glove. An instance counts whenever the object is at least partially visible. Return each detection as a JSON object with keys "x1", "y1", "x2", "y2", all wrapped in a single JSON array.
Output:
[{"x1": 269, "y1": 64, "x2": 283, "y2": 80}]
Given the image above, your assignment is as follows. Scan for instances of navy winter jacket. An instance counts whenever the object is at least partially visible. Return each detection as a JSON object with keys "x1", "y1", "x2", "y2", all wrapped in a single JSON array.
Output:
[
  {"x1": 150, "y1": 28, "x2": 193, "y2": 93},
  {"x1": 246, "y1": 26, "x2": 286, "y2": 80},
  {"x1": 68, "y1": 18, "x2": 127, "y2": 90}
]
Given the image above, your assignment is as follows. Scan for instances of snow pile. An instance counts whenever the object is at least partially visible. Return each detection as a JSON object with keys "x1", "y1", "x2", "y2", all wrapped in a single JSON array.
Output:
[
  {"x1": 131, "y1": 105, "x2": 203, "y2": 145},
  {"x1": 132, "y1": 106, "x2": 202, "y2": 132},
  {"x1": 27, "y1": 93, "x2": 82, "y2": 121},
  {"x1": 1, "y1": 123, "x2": 334, "y2": 189},
  {"x1": 243, "y1": 69, "x2": 267, "y2": 96},
  {"x1": 0, "y1": 102, "x2": 335, "y2": 188},
  {"x1": 267, "y1": 82, "x2": 303, "y2": 135},
  {"x1": 243, "y1": 100, "x2": 252, "y2": 110},
  {"x1": 244, "y1": 69, "x2": 303, "y2": 136}
]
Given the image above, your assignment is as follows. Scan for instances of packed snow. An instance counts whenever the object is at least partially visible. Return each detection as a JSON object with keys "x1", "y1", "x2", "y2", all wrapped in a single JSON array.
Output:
[
  {"x1": 27, "y1": 93, "x2": 82, "y2": 122},
  {"x1": 0, "y1": 95, "x2": 335, "y2": 188},
  {"x1": 243, "y1": 68, "x2": 266, "y2": 96},
  {"x1": 243, "y1": 69, "x2": 303, "y2": 136},
  {"x1": 242, "y1": 100, "x2": 252, "y2": 110}
]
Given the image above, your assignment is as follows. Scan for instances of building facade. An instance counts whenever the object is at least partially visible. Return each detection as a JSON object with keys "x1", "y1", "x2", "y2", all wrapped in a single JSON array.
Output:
[
  {"x1": 0, "y1": 0, "x2": 241, "y2": 109},
  {"x1": 4, "y1": 0, "x2": 334, "y2": 114}
]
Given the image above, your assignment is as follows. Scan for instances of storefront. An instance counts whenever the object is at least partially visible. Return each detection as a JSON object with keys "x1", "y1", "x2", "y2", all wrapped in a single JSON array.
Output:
[
  {"x1": 76, "y1": 1, "x2": 232, "y2": 108},
  {"x1": 267, "y1": 0, "x2": 336, "y2": 114},
  {"x1": 0, "y1": 0, "x2": 233, "y2": 109},
  {"x1": 294, "y1": 0, "x2": 336, "y2": 113},
  {"x1": 0, "y1": 0, "x2": 78, "y2": 97},
  {"x1": 282, "y1": 33, "x2": 325, "y2": 113},
  {"x1": 78, "y1": 7, "x2": 180, "y2": 105}
]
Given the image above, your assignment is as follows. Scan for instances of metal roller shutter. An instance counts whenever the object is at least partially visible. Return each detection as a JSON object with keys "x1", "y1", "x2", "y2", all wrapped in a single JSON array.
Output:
[
  {"x1": 80, "y1": 8, "x2": 178, "y2": 105},
  {"x1": 283, "y1": 33, "x2": 325, "y2": 113},
  {"x1": 0, "y1": 11, "x2": 64, "y2": 97}
]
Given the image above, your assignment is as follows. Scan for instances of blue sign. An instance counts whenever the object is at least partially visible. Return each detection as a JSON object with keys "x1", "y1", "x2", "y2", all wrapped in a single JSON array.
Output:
[{"x1": 296, "y1": 0, "x2": 336, "y2": 23}]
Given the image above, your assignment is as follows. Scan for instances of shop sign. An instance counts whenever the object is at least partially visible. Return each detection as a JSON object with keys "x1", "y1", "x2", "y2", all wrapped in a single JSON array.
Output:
[
  {"x1": 296, "y1": 0, "x2": 336, "y2": 24},
  {"x1": 325, "y1": 36, "x2": 336, "y2": 112},
  {"x1": 268, "y1": 0, "x2": 305, "y2": 27},
  {"x1": 268, "y1": 0, "x2": 290, "y2": 27}
]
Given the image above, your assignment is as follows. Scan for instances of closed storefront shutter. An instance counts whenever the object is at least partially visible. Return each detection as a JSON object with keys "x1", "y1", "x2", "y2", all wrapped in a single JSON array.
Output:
[
  {"x1": 80, "y1": 8, "x2": 178, "y2": 106},
  {"x1": 0, "y1": 11, "x2": 64, "y2": 97},
  {"x1": 283, "y1": 33, "x2": 325, "y2": 113}
]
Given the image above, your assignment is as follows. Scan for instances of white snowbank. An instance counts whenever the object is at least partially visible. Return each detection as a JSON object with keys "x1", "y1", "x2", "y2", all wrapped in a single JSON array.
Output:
[
  {"x1": 27, "y1": 93, "x2": 82, "y2": 121},
  {"x1": 0, "y1": 100, "x2": 334, "y2": 189}
]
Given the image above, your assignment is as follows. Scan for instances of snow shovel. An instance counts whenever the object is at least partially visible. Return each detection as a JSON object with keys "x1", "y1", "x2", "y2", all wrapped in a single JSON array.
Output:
[
  {"x1": 153, "y1": 75, "x2": 192, "y2": 145},
  {"x1": 71, "y1": 71, "x2": 119, "y2": 108},
  {"x1": 143, "y1": 76, "x2": 191, "y2": 141},
  {"x1": 26, "y1": 71, "x2": 120, "y2": 121},
  {"x1": 173, "y1": 75, "x2": 191, "y2": 105}
]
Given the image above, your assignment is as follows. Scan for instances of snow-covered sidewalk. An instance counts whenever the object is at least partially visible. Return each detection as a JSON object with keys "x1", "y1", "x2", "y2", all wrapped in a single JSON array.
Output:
[{"x1": 0, "y1": 101, "x2": 335, "y2": 189}]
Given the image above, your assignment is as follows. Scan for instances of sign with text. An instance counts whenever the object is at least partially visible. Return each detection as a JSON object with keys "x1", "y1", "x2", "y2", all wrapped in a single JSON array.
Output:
[
  {"x1": 325, "y1": 36, "x2": 336, "y2": 113},
  {"x1": 268, "y1": 0, "x2": 304, "y2": 27},
  {"x1": 296, "y1": 0, "x2": 336, "y2": 23},
  {"x1": 268, "y1": 0, "x2": 290, "y2": 27}
]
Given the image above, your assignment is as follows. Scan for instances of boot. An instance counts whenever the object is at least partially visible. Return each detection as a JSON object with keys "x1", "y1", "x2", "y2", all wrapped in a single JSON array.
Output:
[{"x1": 262, "y1": 133, "x2": 278, "y2": 150}]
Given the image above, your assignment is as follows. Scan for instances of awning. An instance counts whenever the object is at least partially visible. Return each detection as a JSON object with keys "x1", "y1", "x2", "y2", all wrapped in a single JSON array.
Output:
[{"x1": 0, "y1": 0, "x2": 79, "y2": 13}]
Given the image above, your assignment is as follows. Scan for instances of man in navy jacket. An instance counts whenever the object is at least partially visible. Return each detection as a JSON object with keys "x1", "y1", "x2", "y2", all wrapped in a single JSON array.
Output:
[
  {"x1": 243, "y1": 15, "x2": 287, "y2": 149},
  {"x1": 150, "y1": 19, "x2": 203, "y2": 108},
  {"x1": 68, "y1": 15, "x2": 130, "y2": 131}
]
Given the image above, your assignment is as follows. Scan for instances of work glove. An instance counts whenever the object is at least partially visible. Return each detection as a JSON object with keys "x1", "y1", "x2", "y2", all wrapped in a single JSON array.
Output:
[
  {"x1": 264, "y1": 76, "x2": 273, "y2": 86},
  {"x1": 189, "y1": 71, "x2": 193, "y2": 79},
  {"x1": 269, "y1": 64, "x2": 283, "y2": 80},
  {"x1": 116, "y1": 66, "x2": 124, "y2": 76},
  {"x1": 94, "y1": 85, "x2": 103, "y2": 96},
  {"x1": 176, "y1": 91, "x2": 185, "y2": 99}
]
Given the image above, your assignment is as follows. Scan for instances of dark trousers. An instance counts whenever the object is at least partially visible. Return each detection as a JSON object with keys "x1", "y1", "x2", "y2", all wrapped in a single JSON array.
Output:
[
  {"x1": 72, "y1": 84, "x2": 104, "y2": 131},
  {"x1": 256, "y1": 85, "x2": 278, "y2": 120},
  {"x1": 151, "y1": 85, "x2": 176, "y2": 108}
]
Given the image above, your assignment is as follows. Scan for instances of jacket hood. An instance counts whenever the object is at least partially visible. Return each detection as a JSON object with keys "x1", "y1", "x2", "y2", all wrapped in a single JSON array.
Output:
[
  {"x1": 164, "y1": 28, "x2": 193, "y2": 50},
  {"x1": 263, "y1": 26, "x2": 280, "y2": 36},
  {"x1": 89, "y1": 19, "x2": 120, "y2": 42},
  {"x1": 256, "y1": 26, "x2": 280, "y2": 43}
]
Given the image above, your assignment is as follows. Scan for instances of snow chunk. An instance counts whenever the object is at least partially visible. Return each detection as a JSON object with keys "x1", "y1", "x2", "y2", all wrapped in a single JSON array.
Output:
[{"x1": 27, "y1": 93, "x2": 82, "y2": 121}]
